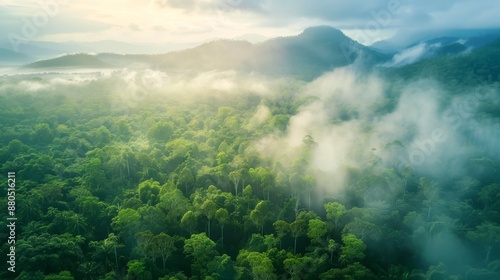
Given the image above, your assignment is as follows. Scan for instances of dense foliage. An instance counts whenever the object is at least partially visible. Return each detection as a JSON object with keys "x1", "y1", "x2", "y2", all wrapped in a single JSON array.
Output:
[{"x1": 1, "y1": 48, "x2": 500, "y2": 280}]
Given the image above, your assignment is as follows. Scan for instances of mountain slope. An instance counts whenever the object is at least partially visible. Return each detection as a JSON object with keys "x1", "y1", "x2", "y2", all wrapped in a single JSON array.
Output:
[
  {"x1": 385, "y1": 38, "x2": 500, "y2": 87},
  {"x1": 372, "y1": 28, "x2": 500, "y2": 51}
]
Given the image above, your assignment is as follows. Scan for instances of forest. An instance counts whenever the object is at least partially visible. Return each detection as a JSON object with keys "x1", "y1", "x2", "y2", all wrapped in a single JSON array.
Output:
[{"x1": 1, "y1": 41, "x2": 500, "y2": 280}]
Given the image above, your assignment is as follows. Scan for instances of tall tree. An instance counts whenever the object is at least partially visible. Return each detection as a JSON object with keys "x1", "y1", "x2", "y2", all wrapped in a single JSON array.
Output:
[
  {"x1": 273, "y1": 220, "x2": 290, "y2": 250},
  {"x1": 290, "y1": 219, "x2": 307, "y2": 254},
  {"x1": 201, "y1": 200, "x2": 217, "y2": 238},
  {"x1": 148, "y1": 232, "x2": 175, "y2": 269},
  {"x1": 181, "y1": 210, "x2": 197, "y2": 235},
  {"x1": 215, "y1": 208, "x2": 229, "y2": 246},
  {"x1": 467, "y1": 222, "x2": 500, "y2": 263},
  {"x1": 325, "y1": 202, "x2": 346, "y2": 231},
  {"x1": 307, "y1": 219, "x2": 327, "y2": 244}
]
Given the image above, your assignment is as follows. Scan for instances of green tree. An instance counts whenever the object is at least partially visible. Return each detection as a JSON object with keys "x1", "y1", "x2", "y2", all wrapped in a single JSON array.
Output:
[
  {"x1": 215, "y1": 208, "x2": 229, "y2": 246},
  {"x1": 148, "y1": 232, "x2": 175, "y2": 269},
  {"x1": 325, "y1": 202, "x2": 346, "y2": 231},
  {"x1": 181, "y1": 210, "x2": 197, "y2": 235},
  {"x1": 184, "y1": 233, "x2": 218, "y2": 276},
  {"x1": 239, "y1": 251, "x2": 276, "y2": 280},
  {"x1": 467, "y1": 222, "x2": 500, "y2": 263},
  {"x1": 283, "y1": 256, "x2": 316, "y2": 280},
  {"x1": 307, "y1": 218, "x2": 327, "y2": 244},
  {"x1": 127, "y1": 259, "x2": 152, "y2": 280},
  {"x1": 138, "y1": 179, "x2": 161, "y2": 205},
  {"x1": 84, "y1": 158, "x2": 106, "y2": 193},
  {"x1": 111, "y1": 208, "x2": 141, "y2": 242},
  {"x1": 340, "y1": 234, "x2": 366, "y2": 264},
  {"x1": 147, "y1": 121, "x2": 173, "y2": 143},
  {"x1": 327, "y1": 239, "x2": 338, "y2": 264},
  {"x1": 273, "y1": 220, "x2": 290, "y2": 250},
  {"x1": 178, "y1": 167, "x2": 195, "y2": 195},
  {"x1": 251, "y1": 201, "x2": 271, "y2": 235},
  {"x1": 17, "y1": 233, "x2": 84, "y2": 275},
  {"x1": 290, "y1": 219, "x2": 307, "y2": 254},
  {"x1": 201, "y1": 199, "x2": 217, "y2": 238}
]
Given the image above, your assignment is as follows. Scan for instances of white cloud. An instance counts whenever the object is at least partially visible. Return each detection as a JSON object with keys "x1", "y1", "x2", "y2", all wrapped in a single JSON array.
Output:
[{"x1": 0, "y1": 0, "x2": 499, "y2": 45}]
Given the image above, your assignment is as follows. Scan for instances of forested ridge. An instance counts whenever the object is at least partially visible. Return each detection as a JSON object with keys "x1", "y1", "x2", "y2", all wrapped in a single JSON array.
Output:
[{"x1": 1, "y1": 51, "x2": 500, "y2": 280}]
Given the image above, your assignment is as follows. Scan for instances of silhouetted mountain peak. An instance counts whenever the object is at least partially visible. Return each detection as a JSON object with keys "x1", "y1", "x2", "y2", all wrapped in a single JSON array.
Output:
[{"x1": 299, "y1": 26, "x2": 349, "y2": 42}]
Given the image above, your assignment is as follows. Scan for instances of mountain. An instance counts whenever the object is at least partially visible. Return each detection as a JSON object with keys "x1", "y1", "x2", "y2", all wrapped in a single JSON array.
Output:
[
  {"x1": 24, "y1": 53, "x2": 111, "y2": 69},
  {"x1": 20, "y1": 26, "x2": 391, "y2": 80},
  {"x1": 248, "y1": 26, "x2": 390, "y2": 79}
]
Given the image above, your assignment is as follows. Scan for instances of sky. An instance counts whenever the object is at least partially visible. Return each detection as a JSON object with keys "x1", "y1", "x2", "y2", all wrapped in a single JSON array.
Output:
[{"x1": 1, "y1": 0, "x2": 500, "y2": 46}]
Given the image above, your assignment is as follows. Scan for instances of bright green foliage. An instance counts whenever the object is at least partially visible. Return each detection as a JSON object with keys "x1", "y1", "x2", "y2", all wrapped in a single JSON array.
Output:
[
  {"x1": 138, "y1": 179, "x2": 161, "y2": 204},
  {"x1": 184, "y1": 233, "x2": 218, "y2": 276},
  {"x1": 238, "y1": 251, "x2": 276, "y2": 280},
  {"x1": 127, "y1": 259, "x2": 152, "y2": 280},
  {"x1": 325, "y1": 202, "x2": 346, "y2": 230},
  {"x1": 307, "y1": 218, "x2": 327, "y2": 243},
  {"x1": 340, "y1": 234, "x2": 367, "y2": 264},
  {"x1": 251, "y1": 201, "x2": 271, "y2": 235},
  {"x1": 180, "y1": 210, "x2": 197, "y2": 234}
]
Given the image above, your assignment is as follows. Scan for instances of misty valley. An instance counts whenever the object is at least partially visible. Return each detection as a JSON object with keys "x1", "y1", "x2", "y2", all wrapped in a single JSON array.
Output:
[{"x1": 1, "y1": 26, "x2": 500, "y2": 280}]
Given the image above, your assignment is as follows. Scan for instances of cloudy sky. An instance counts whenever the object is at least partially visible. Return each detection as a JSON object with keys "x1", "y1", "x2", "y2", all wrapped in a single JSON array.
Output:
[{"x1": 1, "y1": 0, "x2": 500, "y2": 45}]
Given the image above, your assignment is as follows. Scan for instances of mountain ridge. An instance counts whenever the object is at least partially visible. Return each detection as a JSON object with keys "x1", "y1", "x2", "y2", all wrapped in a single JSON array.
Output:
[{"x1": 21, "y1": 26, "x2": 389, "y2": 80}]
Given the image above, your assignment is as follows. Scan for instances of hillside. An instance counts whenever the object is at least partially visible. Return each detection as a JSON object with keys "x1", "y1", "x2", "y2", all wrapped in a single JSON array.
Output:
[
  {"x1": 24, "y1": 53, "x2": 112, "y2": 69},
  {"x1": 385, "y1": 38, "x2": 500, "y2": 87}
]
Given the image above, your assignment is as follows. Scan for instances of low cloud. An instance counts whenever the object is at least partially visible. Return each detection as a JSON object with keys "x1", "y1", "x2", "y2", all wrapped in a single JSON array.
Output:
[{"x1": 254, "y1": 67, "x2": 500, "y2": 196}]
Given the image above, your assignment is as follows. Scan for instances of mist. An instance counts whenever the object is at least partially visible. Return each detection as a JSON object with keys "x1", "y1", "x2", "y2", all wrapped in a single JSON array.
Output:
[{"x1": 248, "y1": 65, "x2": 499, "y2": 272}]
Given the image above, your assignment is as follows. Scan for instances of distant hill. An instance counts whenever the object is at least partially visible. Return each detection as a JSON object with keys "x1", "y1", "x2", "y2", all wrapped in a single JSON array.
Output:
[
  {"x1": 24, "y1": 26, "x2": 390, "y2": 80},
  {"x1": 24, "y1": 53, "x2": 111, "y2": 69}
]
